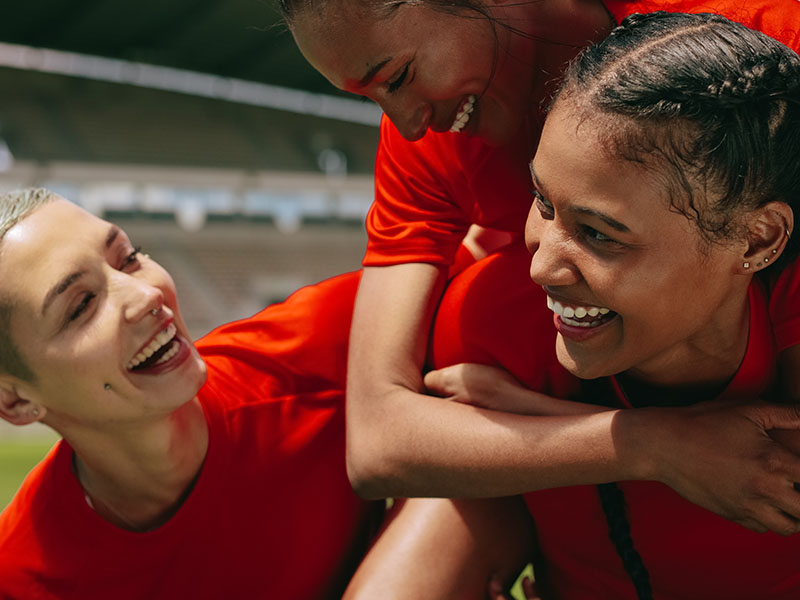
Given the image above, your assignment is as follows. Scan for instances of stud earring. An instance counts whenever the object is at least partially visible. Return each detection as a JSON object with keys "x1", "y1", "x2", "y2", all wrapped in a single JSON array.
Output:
[
  {"x1": 151, "y1": 307, "x2": 161, "y2": 317},
  {"x1": 104, "y1": 383, "x2": 112, "y2": 391},
  {"x1": 773, "y1": 249, "x2": 778, "y2": 254},
  {"x1": 32, "y1": 408, "x2": 39, "y2": 417},
  {"x1": 764, "y1": 257, "x2": 769, "y2": 263},
  {"x1": 743, "y1": 262, "x2": 750, "y2": 268}
]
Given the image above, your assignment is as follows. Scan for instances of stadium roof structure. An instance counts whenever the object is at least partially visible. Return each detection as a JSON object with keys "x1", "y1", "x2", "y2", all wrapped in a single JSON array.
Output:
[{"x1": 0, "y1": 0, "x2": 381, "y2": 175}]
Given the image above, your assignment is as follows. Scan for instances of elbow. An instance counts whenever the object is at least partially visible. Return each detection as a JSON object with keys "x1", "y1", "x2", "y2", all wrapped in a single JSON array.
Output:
[{"x1": 346, "y1": 435, "x2": 398, "y2": 500}]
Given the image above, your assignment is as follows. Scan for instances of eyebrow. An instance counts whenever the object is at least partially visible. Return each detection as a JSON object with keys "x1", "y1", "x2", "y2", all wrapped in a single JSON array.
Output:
[
  {"x1": 529, "y1": 162, "x2": 631, "y2": 233},
  {"x1": 40, "y1": 225, "x2": 121, "y2": 316},
  {"x1": 356, "y1": 58, "x2": 392, "y2": 88}
]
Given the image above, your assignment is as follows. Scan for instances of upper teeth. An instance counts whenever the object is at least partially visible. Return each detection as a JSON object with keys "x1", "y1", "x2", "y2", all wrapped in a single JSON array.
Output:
[
  {"x1": 449, "y1": 95, "x2": 476, "y2": 133},
  {"x1": 127, "y1": 323, "x2": 177, "y2": 369},
  {"x1": 547, "y1": 296, "x2": 610, "y2": 319}
]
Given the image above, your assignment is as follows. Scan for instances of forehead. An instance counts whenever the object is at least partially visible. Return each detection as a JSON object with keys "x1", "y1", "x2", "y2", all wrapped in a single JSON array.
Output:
[
  {"x1": 291, "y1": 2, "x2": 456, "y2": 89},
  {"x1": 0, "y1": 200, "x2": 109, "y2": 306}
]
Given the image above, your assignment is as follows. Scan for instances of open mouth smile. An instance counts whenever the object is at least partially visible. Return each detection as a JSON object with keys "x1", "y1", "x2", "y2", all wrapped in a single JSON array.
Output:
[
  {"x1": 547, "y1": 296, "x2": 616, "y2": 328},
  {"x1": 449, "y1": 95, "x2": 476, "y2": 133},
  {"x1": 127, "y1": 323, "x2": 179, "y2": 371}
]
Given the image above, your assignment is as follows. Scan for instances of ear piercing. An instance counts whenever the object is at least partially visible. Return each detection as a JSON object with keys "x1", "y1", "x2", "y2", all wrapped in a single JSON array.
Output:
[
  {"x1": 151, "y1": 307, "x2": 161, "y2": 317},
  {"x1": 747, "y1": 248, "x2": 782, "y2": 269},
  {"x1": 104, "y1": 383, "x2": 112, "y2": 391},
  {"x1": 32, "y1": 408, "x2": 39, "y2": 417}
]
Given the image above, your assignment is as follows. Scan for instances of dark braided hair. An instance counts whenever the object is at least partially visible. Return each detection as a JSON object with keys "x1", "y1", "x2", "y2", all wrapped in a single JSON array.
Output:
[
  {"x1": 556, "y1": 11, "x2": 800, "y2": 270},
  {"x1": 553, "y1": 12, "x2": 800, "y2": 596},
  {"x1": 597, "y1": 483, "x2": 652, "y2": 600}
]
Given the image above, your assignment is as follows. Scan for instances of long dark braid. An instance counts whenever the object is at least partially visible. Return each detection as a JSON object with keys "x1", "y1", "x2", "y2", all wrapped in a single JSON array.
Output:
[
  {"x1": 558, "y1": 12, "x2": 800, "y2": 596},
  {"x1": 556, "y1": 11, "x2": 800, "y2": 270},
  {"x1": 597, "y1": 483, "x2": 653, "y2": 600}
]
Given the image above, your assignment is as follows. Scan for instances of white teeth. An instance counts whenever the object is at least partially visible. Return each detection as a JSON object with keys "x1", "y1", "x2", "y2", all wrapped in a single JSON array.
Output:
[
  {"x1": 449, "y1": 95, "x2": 476, "y2": 133},
  {"x1": 546, "y1": 296, "x2": 612, "y2": 323},
  {"x1": 127, "y1": 323, "x2": 178, "y2": 370}
]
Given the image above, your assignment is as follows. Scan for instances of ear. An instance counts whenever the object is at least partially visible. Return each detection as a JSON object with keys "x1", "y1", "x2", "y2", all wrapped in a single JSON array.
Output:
[
  {"x1": 0, "y1": 377, "x2": 46, "y2": 426},
  {"x1": 738, "y1": 201, "x2": 793, "y2": 274}
]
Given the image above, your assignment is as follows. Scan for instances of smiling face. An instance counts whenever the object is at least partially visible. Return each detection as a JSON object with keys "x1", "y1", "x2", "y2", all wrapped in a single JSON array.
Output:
[
  {"x1": 290, "y1": 1, "x2": 539, "y2": 144},
  {"x1": 524, "y1": 105, "x2": 752, "y2": 384},
  {"x1": 0, "y1": 198, "x2": 207, "y2": 430}
]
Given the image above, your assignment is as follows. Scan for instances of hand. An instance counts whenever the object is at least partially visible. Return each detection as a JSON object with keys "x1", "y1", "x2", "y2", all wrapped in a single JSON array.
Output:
[
  {"x1": 424, "y1": 363, "x2": 604, "y2": 416},
  {"x1": 641, "y1": 400, "x2": 800, "y2": 535}
]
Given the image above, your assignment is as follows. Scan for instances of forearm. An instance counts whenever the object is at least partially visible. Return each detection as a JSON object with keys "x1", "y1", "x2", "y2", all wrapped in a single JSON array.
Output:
[{"x1": 346, "y1": 384, "x2": 652, "y2": 498}]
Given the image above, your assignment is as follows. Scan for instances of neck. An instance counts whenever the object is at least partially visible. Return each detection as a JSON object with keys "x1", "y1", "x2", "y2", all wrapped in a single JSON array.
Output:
[
  {"x1": 69, "y1": 398, "x2": 208, "y2": 532},
  {"x1": 623, "y1": 291, "x2": 751, "y2": 401}
]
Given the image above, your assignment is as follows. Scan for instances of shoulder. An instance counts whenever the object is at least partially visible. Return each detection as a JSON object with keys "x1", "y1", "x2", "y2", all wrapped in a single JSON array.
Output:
[
  {"x1": 196, "y1": 271, "x2": 358, "y2": 400},
  {"x1": 432, "y1": 243, "x2": 560, "y2": 386}
]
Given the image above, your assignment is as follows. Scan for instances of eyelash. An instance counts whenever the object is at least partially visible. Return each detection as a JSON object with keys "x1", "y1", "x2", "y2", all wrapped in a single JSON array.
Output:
[
  {"x1": 66, "y1": 247, "x2": 144, "y2": 323},
  {"x1": 68, "y1": 292, "x2": 96, "y2": 322},
  {"x1": 387, "y1": 64, "x2": 410, "y2": 93},
  {"x1": 532, "y1": 189, "x2": 621, "y2": 247},
  {"x1": 121, "y1": 246, "x2": 143, "y2": 269}
]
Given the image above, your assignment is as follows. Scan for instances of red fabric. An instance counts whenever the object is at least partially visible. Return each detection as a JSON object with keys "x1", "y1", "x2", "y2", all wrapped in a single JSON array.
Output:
[
  {"x1": 769, "y1": 260, "x2": 800, "y2": 352},
  {"x1": 0, "y1": 272, "x2": 373, "y2": 600},
  {"x1": 431, "y1": 243, "x2": 799, "y2": 600},
  {"x1": 364, "y1": 0, "x2": 800, "y2": 268}
]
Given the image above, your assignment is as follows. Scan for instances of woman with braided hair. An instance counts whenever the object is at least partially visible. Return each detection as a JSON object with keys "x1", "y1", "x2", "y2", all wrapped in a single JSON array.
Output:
[
  {"x1": 342, "y1": 12, "x2": 800, "y2": 599},
  {"x1": 282, "y1": 0, "x2": 800, "y2": 533}
]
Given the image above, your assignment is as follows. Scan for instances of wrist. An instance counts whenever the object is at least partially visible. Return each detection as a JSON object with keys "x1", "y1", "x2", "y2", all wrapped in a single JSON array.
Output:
[{"x1": 611, "y1": 407, "x2": 665, "y2": 482}]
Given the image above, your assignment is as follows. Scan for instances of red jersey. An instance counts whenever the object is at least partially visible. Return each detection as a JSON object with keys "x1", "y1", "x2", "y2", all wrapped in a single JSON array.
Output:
[
  {"x1": 431, "y1": 244, "x2": 800, "y2": 599},
  {"x1": 364, "y1": 0, "x2": 800, "y2": 268},
  {"x1": 0, "y1": 272, "x2": 372, "y2": 600}
]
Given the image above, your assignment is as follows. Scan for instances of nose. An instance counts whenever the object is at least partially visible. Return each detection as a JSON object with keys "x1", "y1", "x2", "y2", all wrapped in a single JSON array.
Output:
[
  {"x1": 382, "y1": 98, "x2": 432, "y2": 142},
  {"x1": 117, "y1": 273, "x2": 165, "y2": 323},
  {"x1": 525, "y1": 204, "x2": 580, "y2": 288}
]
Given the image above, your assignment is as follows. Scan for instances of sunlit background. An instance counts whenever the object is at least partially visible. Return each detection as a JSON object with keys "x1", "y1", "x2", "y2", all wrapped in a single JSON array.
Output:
[{"x1": 0, "y1": 0, "x2": 381, "y2": 507}]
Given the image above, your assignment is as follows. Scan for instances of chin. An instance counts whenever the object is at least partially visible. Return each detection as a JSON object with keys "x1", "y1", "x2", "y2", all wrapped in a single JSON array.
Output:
[{"x1": 556, "y1": 343, "x2": 612, "y2": 381}]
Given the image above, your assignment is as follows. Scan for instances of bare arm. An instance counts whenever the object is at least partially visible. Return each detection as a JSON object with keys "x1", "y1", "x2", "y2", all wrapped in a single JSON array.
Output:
[
  {"x1": 343, "y1": 496, "x2": 533, "y2": 600},
  {"x1": 346, "y1": 264, "x2": 654, "y2": 499},
  {"x1": 347, "y1": 265, "x2": 800, "y2": 534}
]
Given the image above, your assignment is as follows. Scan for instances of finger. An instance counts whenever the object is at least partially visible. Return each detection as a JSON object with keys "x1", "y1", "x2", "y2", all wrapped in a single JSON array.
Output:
[
  {"x1": 422, "y1": 369, "x2": 449, "y2": 397},
  {"x1": 769, "y1": 481, "x2": 800, "y2": 522},
  {"x1": 753, "y1": 402, "x2": 800, "y2": 430},
  {"x1": 755, "y1": 508, "x2": 800, "y2": 537},
  {"x1": 522, "y1": 576, "x2": 542, "y2": 600}
]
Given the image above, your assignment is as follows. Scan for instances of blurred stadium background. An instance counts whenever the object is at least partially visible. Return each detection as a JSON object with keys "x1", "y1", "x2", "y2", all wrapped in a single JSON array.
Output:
[{"x1": 0, "y1": 0, "x2": 381, "y2": 506}]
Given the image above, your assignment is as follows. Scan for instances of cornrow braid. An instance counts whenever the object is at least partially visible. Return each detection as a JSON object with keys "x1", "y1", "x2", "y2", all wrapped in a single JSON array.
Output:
[
  {"x1": 597, "y1": 483, "x2": 653, "y2": 600},
  {"x1": 554, "y1": 11, "x2": 800, "y2": 271}
]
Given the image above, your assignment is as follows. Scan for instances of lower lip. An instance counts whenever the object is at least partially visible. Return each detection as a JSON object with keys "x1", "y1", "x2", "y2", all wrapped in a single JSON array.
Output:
[
  {"x1": 552, "y1": 312, "x2": 617, "y2": 342},
  {"x1": 128, "y1": 335, "x2": 192, "y2": 376}
]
